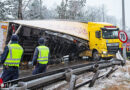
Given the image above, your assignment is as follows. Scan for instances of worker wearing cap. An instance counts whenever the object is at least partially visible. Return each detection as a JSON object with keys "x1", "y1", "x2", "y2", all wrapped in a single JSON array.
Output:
[
  {"x1": 32, "y1": 38, "x2": 49, "y2": 75},
  {"x1": 0, "y1": 34, "x2": 23, "y2": 82}
]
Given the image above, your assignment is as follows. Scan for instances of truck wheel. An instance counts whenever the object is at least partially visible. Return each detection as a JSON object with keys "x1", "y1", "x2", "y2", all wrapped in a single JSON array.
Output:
[{"x1": 92, "y1": 51, "x2": 100, "y2": 61}]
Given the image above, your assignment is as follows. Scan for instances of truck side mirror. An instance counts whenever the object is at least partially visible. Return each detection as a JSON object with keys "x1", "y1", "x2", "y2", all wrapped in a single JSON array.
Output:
[{"x1": 96, "y1": 31, "x2": 101, "y2": 38}]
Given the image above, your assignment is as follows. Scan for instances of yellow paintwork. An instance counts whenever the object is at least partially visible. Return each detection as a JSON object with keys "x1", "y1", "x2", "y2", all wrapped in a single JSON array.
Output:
[{"x1": 80, "y1": 22, "x2": 122, "y2": 58}]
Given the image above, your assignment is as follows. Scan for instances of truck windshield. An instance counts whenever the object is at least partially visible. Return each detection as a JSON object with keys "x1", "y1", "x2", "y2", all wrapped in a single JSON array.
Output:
[{"x1": 102, "y1": 30, "x2": 118, "y2": 39}]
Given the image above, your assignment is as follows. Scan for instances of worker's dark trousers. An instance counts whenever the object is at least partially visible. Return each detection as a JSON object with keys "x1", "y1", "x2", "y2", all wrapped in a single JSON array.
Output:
[
  {"x1": 1, "y1": 67, "x2": 19, "y2": 82},
  {"x1": 32, "y1": 64, "x2": 47, "y2": 75}
]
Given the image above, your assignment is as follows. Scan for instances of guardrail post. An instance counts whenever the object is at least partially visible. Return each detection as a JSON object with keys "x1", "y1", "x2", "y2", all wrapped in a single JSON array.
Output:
[
  {"x1": 10, "y1": 82, "x2": 27, "y2": 90},
  {"x1": 106, "y1": 66, "x2": 118, "y2": 78},
  {"x1": 89, "y1": 64, "x2": 100, "y2": 87},
  {"x1": 69, "y1": 74, "x2": 76, "y2": 90},
  {"x1": 89, "y1": 71, "x2": 100, "y2": 87},
  {"x1": 65, "y1": 69, "x2": 73, "y2": 82}
]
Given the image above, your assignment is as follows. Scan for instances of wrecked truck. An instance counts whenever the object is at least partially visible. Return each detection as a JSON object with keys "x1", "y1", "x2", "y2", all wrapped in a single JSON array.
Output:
[{"x1": 0, "y1": 20, "x2": 122, "y2": 64}]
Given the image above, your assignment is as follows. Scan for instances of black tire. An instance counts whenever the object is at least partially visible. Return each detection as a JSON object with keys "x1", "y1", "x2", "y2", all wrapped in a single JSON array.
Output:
[
  {"x1": 88, "y1": 57, "x2": 92, "y2": 61},
  {"x1": 69, "y1": 54, "x2": 74, "y2": 61},
  {"x1": 92, "y1": 51, "x2": 100, "y2": 61}
]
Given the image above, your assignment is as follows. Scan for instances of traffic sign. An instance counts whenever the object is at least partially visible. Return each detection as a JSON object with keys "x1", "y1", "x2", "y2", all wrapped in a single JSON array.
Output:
[{"x1": 118, "y1": 31, "x2": 128, "y2": 43}]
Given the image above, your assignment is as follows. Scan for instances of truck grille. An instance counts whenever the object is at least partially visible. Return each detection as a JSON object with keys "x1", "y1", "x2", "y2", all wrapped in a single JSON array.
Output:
[{"x1": 107, "y1": 46, "x2": 119, "y2": 54}]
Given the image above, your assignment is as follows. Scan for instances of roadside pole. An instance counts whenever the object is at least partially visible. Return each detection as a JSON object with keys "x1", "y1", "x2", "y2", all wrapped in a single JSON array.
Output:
[
  {"x1": 118, "y1": 31, "x2": 128, "y2": 63},
  {"x1": 122, "y1": 0, "x2": 127, "y2": 60}
]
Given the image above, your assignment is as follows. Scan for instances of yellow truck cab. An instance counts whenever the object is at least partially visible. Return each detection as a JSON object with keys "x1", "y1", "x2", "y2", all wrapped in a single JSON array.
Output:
[{"x1": 81, "y1": 22, "x2": 122, "y2": 60}]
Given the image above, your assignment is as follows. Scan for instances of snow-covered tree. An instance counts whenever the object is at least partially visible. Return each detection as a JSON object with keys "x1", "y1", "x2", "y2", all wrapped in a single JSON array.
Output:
[
  {"x1": 24, "y1": 0, "x2": 50, "y2": 19},
  {"x1": 28, "y1": 0, "x2": 42, "y2": 19},
  {"x1": 56, "y1": 0, "x2": 67, "y2": 19},
  {"x1": 68, "y1": 0, "x2": 86, "y2": 20},
  {"x1": 0, "y1": 1, "x2": 7, "y2": 20},
  {"x1": 83, "y1": 5, "x2": 117, "y2": 25},
  {"x1": 0, "y1": 0, "x2": 27, "y2": 20},
  {"x1": 4, "y1": 0, "x2": 19, "y2": 19},
  {"x1": 56, "y1": 0, "x2": 86, "y2": 20}
]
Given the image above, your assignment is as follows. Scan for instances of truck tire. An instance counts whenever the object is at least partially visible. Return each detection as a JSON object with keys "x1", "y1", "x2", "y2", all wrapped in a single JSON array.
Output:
[{"x1": 92, "y1": 51, "x2": 100, "y2": 61}]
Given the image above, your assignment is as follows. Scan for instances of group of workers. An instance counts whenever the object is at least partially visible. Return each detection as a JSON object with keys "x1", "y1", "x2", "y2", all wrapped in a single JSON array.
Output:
[{"x1": 0, "y1": 34, "x2": 49, "y2": 82}]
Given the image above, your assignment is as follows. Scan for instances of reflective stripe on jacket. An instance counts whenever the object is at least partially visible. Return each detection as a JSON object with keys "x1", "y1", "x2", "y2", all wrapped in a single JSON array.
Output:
[
  {"x1": 4, "y1": 43, "x2": 23, "y2": 67},
  {"x1": 37, "y1": 45, "x2": 49, "y2": 64}
]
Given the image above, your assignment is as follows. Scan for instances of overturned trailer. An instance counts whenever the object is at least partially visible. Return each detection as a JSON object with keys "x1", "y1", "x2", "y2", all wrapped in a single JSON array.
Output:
[{"x1": 0, "y1": 20, "x2": 89, "y2": 64}]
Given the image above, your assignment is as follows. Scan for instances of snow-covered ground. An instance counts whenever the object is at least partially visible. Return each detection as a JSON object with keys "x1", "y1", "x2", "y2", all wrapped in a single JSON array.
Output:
[{"x1": 79, "y1": 60, "x2": 130, "y2": 90}]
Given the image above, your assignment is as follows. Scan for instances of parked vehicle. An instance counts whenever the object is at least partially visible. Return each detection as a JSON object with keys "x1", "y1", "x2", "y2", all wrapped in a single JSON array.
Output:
[{"x1": 126, "y1": 39, "x2": 130, "y2": 59}]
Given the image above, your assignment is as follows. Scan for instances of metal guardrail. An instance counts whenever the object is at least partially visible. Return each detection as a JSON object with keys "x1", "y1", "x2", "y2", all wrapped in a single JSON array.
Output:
[{"x1": 2, "y1": 58, "x2": 124, "y2": 90}]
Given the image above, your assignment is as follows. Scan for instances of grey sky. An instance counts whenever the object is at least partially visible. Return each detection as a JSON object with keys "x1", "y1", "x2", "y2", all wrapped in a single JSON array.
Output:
[{"x1": 43, "y1": 0, "x2": 130, "y2": 29}]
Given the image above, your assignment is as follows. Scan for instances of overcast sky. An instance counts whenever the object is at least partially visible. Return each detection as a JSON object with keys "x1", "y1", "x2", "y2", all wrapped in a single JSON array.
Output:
[{"x1": 43, "y1": 0, "x2": 130, "y2": 29}]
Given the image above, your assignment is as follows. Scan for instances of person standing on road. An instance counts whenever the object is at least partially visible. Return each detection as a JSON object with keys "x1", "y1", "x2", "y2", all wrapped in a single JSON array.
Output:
[
  {"x1": 32, "y1": 38, "x2": 49, "y2": 75},
  {"x1": 0, "y1": 34, "x2": 23, "y2": 82}
]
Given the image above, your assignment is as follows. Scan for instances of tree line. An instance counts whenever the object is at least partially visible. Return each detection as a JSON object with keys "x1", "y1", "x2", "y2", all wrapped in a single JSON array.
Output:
[{"x1": 0, "y1": 0, "x2": 117, "y2": 25}]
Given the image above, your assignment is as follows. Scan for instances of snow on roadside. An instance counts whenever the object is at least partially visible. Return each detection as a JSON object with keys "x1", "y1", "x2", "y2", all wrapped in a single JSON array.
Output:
[{"x1": 78, "y1": 60, "x2": 130, "y2": 90}]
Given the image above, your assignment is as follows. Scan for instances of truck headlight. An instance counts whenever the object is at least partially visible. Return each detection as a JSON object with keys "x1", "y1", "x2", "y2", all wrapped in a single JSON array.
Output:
[
  {"x1": 107, "y1": 43, "x2": 119, "y2": 46},
  {"x1": 107, "y1": 43, "x2": 112, "y2": 46},
  {"x1": 103, "y1": 51, "x2": 107, "y2": 54}
]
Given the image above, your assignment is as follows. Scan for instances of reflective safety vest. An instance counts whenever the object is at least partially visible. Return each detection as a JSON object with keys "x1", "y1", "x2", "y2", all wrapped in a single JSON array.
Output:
[
  {"x1": 4, "y1": 43, "x2": 23, "y2": 67},
  {"x1": 37, "y1": 45, "x2": 49, "y2": 64}
]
